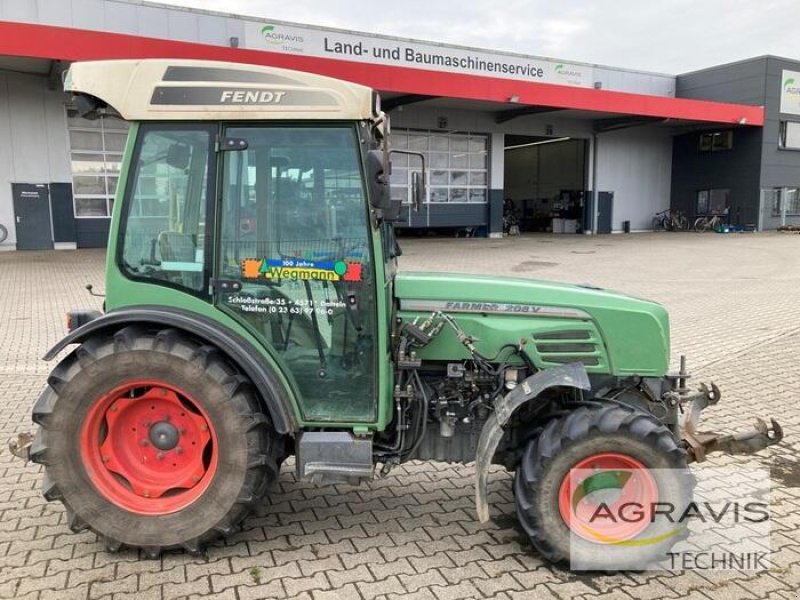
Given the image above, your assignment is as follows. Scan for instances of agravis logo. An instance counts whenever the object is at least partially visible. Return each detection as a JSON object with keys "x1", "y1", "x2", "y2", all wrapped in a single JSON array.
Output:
[
  {"x1": 565, "y1": 468, "x2": 685, "y2": 547},
  {"x1": 784, "y1": 77, "x2": 800, "y2": 96},
  {"x1": 554, "y1": 62, "x2": 582, "y2": 81},
  {"x1": 565, "y1": 467, "x2": 769, "y2": 546},
  {"x1": 261, "y1": 24, "x2": 304, "y2": 46}
]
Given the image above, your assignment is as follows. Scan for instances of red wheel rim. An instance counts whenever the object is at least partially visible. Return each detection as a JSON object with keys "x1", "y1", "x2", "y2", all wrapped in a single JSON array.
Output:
[
  {"x1": 558, "y1": 452, "x2": 659, "y2": 544},
  {"x1": 80, "y1": 380, "x2": 218, "y2": 515}
]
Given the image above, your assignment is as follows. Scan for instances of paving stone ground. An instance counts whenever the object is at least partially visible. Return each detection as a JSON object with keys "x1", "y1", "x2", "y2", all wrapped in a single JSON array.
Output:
[{"x1": 1, "y1": 232, "x2": 799, "y2": 600}]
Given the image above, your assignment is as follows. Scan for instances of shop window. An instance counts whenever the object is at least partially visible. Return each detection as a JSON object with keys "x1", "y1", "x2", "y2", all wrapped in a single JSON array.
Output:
[
  {"x1": 67, "y1": 109, "x2": 130, "y2": 218},
  {"x1": 771, "y1": 187, "x2": 800, "y2": 216},
  {"x1": 390, "y1": 129, "x2": 489, "y2": 204},
  {"x1": 779, "y1": 121, "x2": 800, "y2": 150},
  {"x1": 698, "y1": 130, "x2": 733, "y2": 152},
  {"x1": 696, "y1": 189, "x2": 730, "y2": 215}
]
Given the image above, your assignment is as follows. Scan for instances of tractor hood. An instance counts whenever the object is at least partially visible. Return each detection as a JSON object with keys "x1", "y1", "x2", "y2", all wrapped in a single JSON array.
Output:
[{"x1": 395, "y1": 271, "x2": 670, "y2": 377}]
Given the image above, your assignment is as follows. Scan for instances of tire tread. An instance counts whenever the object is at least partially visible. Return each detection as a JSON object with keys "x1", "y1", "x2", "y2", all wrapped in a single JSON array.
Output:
[
  {"x1": 33, "y1": 327, "x2": 285, "y2": 556},
  {"x1": 515, "y1": 403, "x2": 687, "y2": 564}
]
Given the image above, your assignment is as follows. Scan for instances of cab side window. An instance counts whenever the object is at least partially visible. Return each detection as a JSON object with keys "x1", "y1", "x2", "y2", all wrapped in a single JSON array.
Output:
[{"x1": 120, "y1": 125, "x2": 214, "y2": 294}]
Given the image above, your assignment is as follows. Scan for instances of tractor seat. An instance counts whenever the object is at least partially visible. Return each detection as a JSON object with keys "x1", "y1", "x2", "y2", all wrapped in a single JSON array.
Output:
[{"x1": 158, "y1": 232, "x2": 196, "y2": 262}]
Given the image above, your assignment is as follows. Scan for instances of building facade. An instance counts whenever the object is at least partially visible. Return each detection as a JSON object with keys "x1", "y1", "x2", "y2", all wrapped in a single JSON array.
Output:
[
  {"x1": 673, "y1": 56, "x2": 800, "y2": 230},
  {"x1": 0, "y1": 0, "x2": 795, "y2": 250}
]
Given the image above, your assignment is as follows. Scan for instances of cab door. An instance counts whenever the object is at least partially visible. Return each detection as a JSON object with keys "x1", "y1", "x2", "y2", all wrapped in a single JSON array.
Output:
[{"x1": 213, "y1": 124, "x2": 378, "y2": 424}]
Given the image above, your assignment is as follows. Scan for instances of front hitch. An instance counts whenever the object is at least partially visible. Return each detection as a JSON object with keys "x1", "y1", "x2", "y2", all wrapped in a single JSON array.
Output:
[
  {"x1": 682, "y1": 417, "x2": 783, "y2": 463},
  {"x1": 666, "y1": 358, "x2": 784, "y2": 463}
]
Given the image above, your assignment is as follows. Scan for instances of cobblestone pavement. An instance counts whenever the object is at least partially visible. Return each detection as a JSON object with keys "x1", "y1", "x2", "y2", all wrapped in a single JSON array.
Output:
[{"x1": 1, "y1": 232, "x2": 799, "y2": 600}]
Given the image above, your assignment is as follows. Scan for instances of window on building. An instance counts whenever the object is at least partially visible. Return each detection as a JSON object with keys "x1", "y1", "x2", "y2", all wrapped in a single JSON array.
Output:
[
  {"x1": 771, "y1": 187, "x2": 800, "y2": 216},
  {"x1": 389, "y1": 130, "x2": 489, "y2": 204},
  {"x1": 696, "y1": 189, "x2": 730, "y2": 215},
  {"x1": 779, "y1": 121, "x2": 800, "y2": 150},
  {"x1": 698, "y1": 130, "x2": 733, "y2": 152},
  {"x1": 67, "y1": 110, "x2": 130, "y2": 218}
]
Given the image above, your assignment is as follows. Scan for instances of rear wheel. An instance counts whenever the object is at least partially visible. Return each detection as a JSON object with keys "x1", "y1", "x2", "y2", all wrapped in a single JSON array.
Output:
[
  {"x1": 514, "y1": 404, "x2": 691, "y2": 570},
  {"x1": 31, "y1": 326, "x2": 283, "y2": 556},
  {"x1": 693, "y1": 217, "x2": 710, "y2": 232}
]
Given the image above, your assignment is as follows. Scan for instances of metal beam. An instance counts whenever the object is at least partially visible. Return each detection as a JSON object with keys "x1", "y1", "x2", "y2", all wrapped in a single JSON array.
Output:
[
  {"x1": 383, "y1": 94, "x2": 437, "y2": 111},
  {"x1": 593, "y1": 116, "x2": 667, "y2": 133},
  {"x1": 495, "y1": 106, "x2": 565, "y2": 124}
]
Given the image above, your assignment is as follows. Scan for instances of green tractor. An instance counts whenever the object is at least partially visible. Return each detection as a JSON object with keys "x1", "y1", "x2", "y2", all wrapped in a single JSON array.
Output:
[{"x1": 20, "y1": 59, "x2": 782, "y2": 568}]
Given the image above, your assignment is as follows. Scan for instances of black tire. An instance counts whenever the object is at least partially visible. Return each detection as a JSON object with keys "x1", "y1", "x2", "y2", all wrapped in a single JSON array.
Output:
[
  {"x1": 514, "y1": 404, "x2": 692, "y2": 570},
  {"x1": 0, "y1": 223, "x2": 7, "y2": 244},
  {"x1": 651, "y1": 217, "x2": 661, "y2": 232},
  {"x1": 30, "y1": 326, "x2": 284, "y2": 556}
]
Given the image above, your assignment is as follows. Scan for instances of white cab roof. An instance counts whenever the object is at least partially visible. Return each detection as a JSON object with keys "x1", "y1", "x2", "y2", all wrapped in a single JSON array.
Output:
[{"x1": 64, "y1": 59, "x2": 377, "y2": 121}]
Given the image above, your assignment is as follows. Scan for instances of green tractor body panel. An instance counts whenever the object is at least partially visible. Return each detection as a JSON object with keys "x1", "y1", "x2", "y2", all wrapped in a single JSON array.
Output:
[{"x1": 395, "y1": 272, "x2": 670, "y2": 376}]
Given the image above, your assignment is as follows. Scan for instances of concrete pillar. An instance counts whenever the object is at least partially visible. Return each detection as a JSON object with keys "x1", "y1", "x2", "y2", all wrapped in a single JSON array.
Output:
[{"x1": 489, "y1": 132, "x2": 504, "y2": 237}]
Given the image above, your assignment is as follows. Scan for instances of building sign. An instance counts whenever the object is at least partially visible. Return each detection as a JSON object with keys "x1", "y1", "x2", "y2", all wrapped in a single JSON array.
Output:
[
  {"x1": 244, "y1": 21, "x2": 594, "y2": 88},
  {"x1": 780, "y1": 69, "x2": 800, "y2": 116}
]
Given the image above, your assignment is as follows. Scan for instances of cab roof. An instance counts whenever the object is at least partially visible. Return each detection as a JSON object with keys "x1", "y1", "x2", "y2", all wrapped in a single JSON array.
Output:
[{"x1": 64, "y1": 59, "x2": 378, "y2": 121}]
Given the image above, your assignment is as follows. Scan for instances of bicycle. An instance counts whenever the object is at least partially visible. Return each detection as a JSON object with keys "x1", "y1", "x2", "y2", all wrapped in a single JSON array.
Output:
[
  {"x1": 671, "y1": 211, "x2": 689, "y2": 231},
  {"x1": 652, "y1": 209, "x2": 670, "y2": 231},
  {"x1": 652, "y1": 209, "x2": 688, "y2": 232},
  {"x1": 693, "y1": 214, "x2": 722, "y2": 233},
  {"x1": 0, "y1": 223, "x2": 7, "y2": 244}
]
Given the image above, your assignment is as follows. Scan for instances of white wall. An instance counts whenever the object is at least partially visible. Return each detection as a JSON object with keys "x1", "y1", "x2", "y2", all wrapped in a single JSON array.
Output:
[
  {"x1": 0, "y1": 70, "x2": 71, "y2": 248},
  {"x1": 594, "y1": 127, "x2": 673, "y2": 231}
]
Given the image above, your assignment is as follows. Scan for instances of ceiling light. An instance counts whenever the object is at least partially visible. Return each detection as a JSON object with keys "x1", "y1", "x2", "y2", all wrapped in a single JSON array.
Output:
[{"x1": 505, "y1": 137, "x2": 571, "y2": 150}]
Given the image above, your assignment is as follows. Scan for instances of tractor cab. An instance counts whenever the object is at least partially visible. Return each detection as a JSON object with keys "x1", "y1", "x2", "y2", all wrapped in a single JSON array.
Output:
[{"x1": 65, "y1": 59, "x2": 406, "y2": 426}]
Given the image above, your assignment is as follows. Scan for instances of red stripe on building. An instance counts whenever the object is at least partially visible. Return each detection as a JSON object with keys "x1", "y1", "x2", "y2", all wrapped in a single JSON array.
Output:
[{"x1": 0, "y1": 21, "x2": 765, "y2": 126}]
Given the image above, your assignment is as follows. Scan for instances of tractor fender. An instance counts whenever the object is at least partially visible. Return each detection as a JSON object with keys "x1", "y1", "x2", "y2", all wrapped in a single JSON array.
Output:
[
  {"x1": 43, "y1": 306, "x2": 297, "y2": 434},
  {"x1": 474, "y1": 363, "x2": 591, "y2": 522}
]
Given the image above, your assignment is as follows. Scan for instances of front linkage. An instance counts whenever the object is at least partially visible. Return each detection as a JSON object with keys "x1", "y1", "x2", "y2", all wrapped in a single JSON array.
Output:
[
  {"x1": 666, "y1": 357, "x2": 783, "y2": 464},
  {"x1": 474, "y1": 356, "x2": 784, "y2": 525}
]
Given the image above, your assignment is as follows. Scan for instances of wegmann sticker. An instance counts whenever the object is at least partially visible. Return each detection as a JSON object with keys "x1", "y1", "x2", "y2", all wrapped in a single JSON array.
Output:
[{"x1": 241, "y1": 258, "x2": 362, "y2": 282}]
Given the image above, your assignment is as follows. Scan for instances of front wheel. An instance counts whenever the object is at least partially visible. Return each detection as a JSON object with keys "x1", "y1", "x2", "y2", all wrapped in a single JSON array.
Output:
[
  {"x1": 693, "y1": 217, "x2": 709, "y2": 232},
  {"x1": 514, "y1": 404, "x2": 692, "y2": 570},
  {"x1": 31, "y1": 326, "x2": 284, "y2": 556}
]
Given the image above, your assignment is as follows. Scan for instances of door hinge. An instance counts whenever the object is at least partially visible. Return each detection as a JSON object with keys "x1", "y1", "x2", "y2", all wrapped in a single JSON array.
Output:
[
  {"x1": 216, "y1": 136, "x2": 249, "y2": 152},
  {"x1": 210, "y1": 278, "x2": 242, "y2": 292}
]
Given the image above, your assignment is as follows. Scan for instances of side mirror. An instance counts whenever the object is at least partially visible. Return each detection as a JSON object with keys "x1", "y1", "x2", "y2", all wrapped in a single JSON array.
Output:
[{"x1": 367, "y1": 149, "x2": 402, "y2": 221}]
